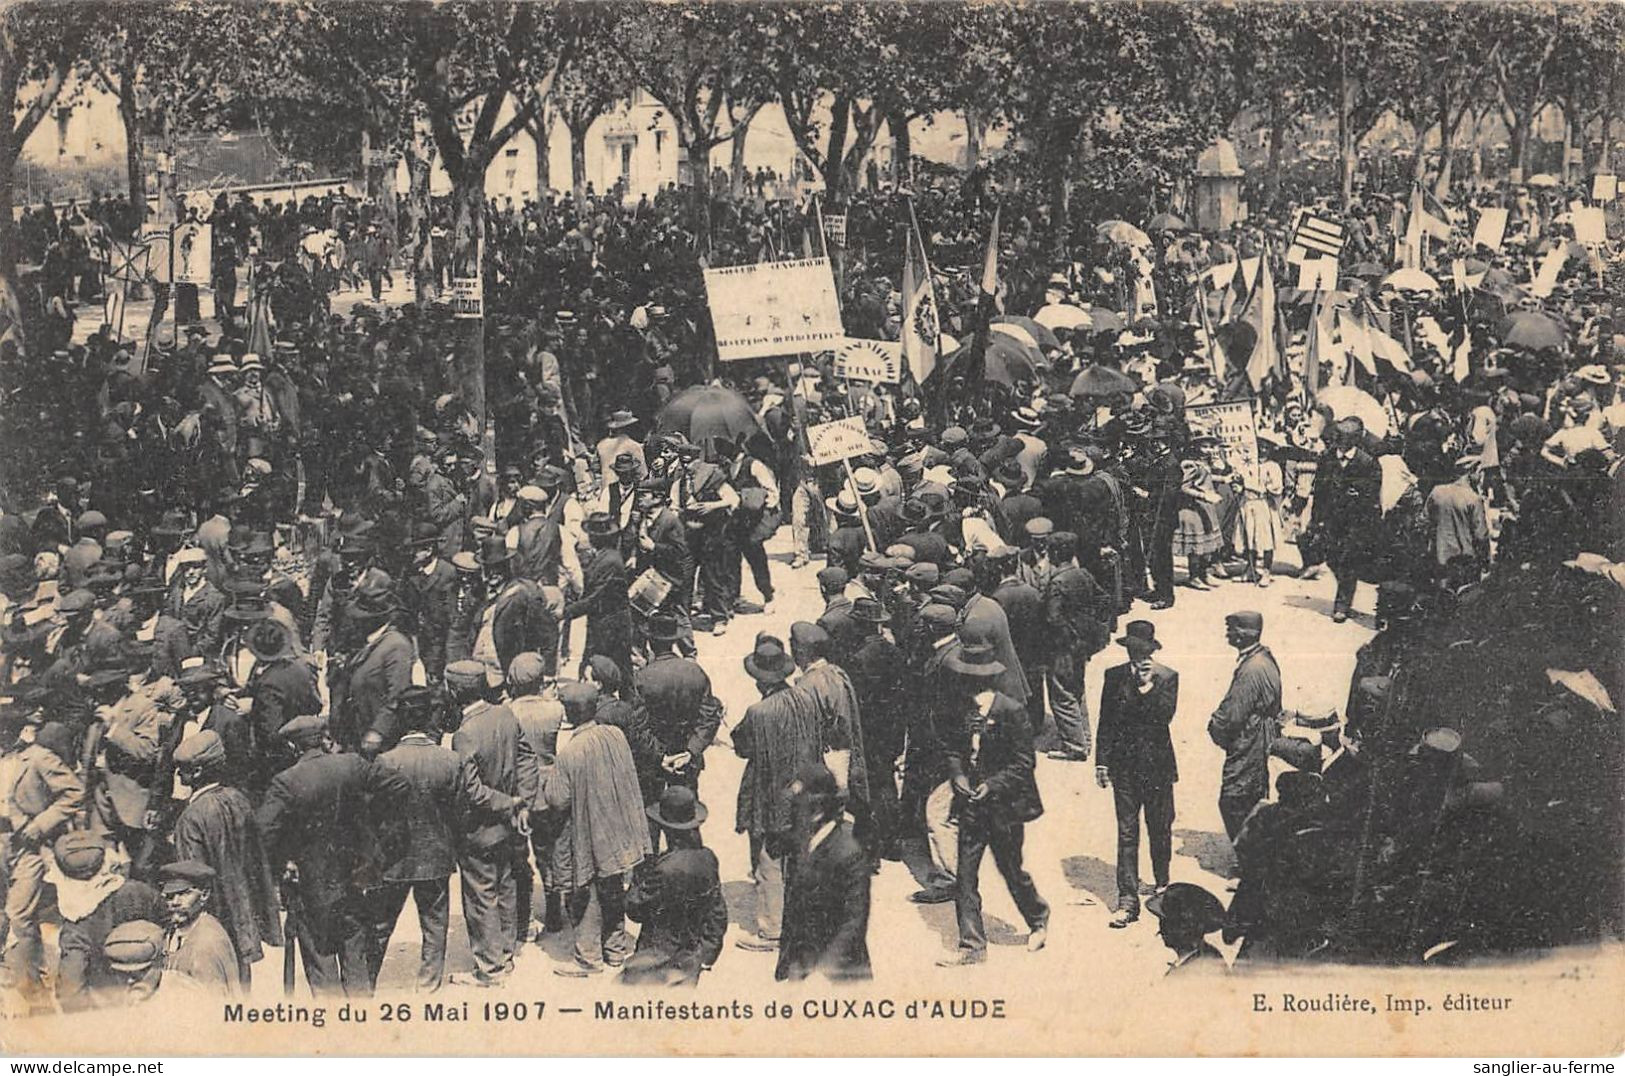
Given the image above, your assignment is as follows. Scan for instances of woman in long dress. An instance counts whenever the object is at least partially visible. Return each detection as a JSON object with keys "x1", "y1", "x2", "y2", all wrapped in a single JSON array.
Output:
[{"x1": 1172, "y1": 459, "x2": 1223, "y2": 590}]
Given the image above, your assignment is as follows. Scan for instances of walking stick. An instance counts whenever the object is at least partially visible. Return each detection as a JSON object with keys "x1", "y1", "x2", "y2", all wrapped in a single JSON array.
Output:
[{"x1": 282, "y1": 876, "x2": 301, "y2": 996}]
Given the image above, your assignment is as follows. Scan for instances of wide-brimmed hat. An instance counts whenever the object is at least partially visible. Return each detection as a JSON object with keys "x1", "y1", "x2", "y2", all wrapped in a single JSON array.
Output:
[
  {"x1": 944, "y1": 642, "x2": 1005, "y2": 677},
  {"x1": 850, "y1": 596, "x2": 890, "y2": 623},
  {"x1": 343, "y1": 570, "x2": 397, "y2": 618},
  {"x1": 1147, "y1": 882, "x2": 1225, "y2": 935},
  {"x1": 646, "y1": 785, "x2": 708, "y2": 831},
  {"x1": 1116, "y1": 619, "x2": 1161, "y2": 656},
  {"x1": 611, "y1": 452, "x2": 644, "y2": 480},
  {"x1": 606, "y1": 409, "x2": 638, "y2": 430},
  {"x1": 899, "y1": 498, "x2": 934, "y2": 526},
  {"x1": 152, "y1": 509, "x2": 191, "y2": 538},
  {"x1": 582, "y1": 511, "x2": 619, "y2": 537},
  {"x1": 244, "y1": 619, "x2": 295, "y2": 663},
  {"x1": 743, "y1": 635, "x2": 796, "y2": 683}
]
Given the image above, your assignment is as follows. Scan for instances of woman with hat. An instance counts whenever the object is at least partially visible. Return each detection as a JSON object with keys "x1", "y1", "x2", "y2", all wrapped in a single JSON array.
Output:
[{"x1": 1172, "y1": 456, "x2": 1224, "y2": 591}]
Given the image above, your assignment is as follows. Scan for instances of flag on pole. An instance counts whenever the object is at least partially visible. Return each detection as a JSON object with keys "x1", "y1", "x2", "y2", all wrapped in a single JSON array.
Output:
[
  {"x1": 901, "y1": 204, "x2": 942, "y2": 385},
  {"x1": 1237, "y1": 246, "x2": 1284, "y2": 390},
  {"x1": 979, "y1": 203, "x2": 1002, "y2": 312}
]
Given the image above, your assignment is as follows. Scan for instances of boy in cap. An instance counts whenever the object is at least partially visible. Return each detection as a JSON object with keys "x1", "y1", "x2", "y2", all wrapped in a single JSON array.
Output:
[
  {"x1": 50, "y1": 831, "x2": 165, "y2": 1012},
  {"x1": 100, "y1": 919, "x2": 203, "y2": 1005}
]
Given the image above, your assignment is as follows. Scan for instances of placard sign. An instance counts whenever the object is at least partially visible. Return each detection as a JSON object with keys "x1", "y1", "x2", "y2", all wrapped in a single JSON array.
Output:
[
  {"x1": 703, "y1": 257, "x2": 844, "y2": 361},
  {"x1": 833, "y1": 337, "x2": 901, "y2": 383},
  {"x1": 1187, "y1": 400, "x2": 1260, "y2": 485},
  {"x1": 806, "y1": 415, "x2": 872, "y2": 467}
]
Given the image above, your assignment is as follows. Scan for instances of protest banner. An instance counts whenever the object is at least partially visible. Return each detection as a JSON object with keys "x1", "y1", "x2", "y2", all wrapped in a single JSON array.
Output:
[
  {"x1": 825, "y1": 213, "x2": 847, "y2": 247},
  {"x1": 1472, "y1": 207, "x2": 1508, "y2": 252},
  {"x1": 449, "y1": 275, "x2": 482, "y2": 318},
  {"x1": 806, "y1": 415, "x2": 873, "y2": 466},
  {"x1": 1593, "y1": 174, "x2": 1618, "y2": 202},
  {"x1": 1288, "y1": 211, "x2": 1344, "y2": 262},
  {"x1": 833, "y1": 337, "x2": 902, "y2": 383},
  {"x1": 1530, "y1": 246, "x2": 1567, "y2": 298},
  {"x1": 1187, "y1": 401, "x2": 1260, "y2": 485},
  {"x1": 703, "y1": 257, "x2": 844, "y2": 361},
  {"x1": 1572, "y1": 206, "x2": 1607, "y2": 247}
]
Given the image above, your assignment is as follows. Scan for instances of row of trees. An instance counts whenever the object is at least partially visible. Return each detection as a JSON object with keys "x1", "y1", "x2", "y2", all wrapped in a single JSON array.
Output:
[{"x1": 0, "y1": 1, "x2": 1621, "y2": 410}]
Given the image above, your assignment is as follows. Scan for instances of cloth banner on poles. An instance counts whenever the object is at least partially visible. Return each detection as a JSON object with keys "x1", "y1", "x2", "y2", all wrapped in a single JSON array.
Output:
[
  {"x1": 1187, "y1": 401, "x2": 1260, "y2": 485},
  {"x1": 1288, "y1": 211, "x2": 1345, "y2": 262},
  {"x1": 1472, "y1": 208, "x2": 1508, "y2": 252},
  {"x1": 703, "y1": 257, "x2": 844, "y2": 361},
  {"x1": 832, "y1": 337, "x2": 901, "y2": 383},
  {"x1": 806, "y1": 415, "x2": 872, "y2": 466}
]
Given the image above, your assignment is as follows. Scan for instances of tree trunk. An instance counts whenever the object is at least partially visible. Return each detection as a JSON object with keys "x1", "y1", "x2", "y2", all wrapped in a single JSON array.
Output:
[
  {"x1": 822, "y1": 94, "x2": 851, "y2": 200},
  {"x1": 1264, "y1": 96, "x2": 1286, "y2": 213},
  {"x1": 1559, "y1": 102, "x2": 1575, "y2": 185},
  {"x1": 1045, "y1": 120, "x2": 1077, "y2": 256},
  {"x1": 1338, "y1": 40, "x2": 1354, "y2": 209},
  {"x1": 1410, "y1": 123, "x2": 1430, "y2": 187},
  {"x1": 964, "y1": 108, "x2": 984, "y2": 171},
  {"x1": 1603, "y1": 110, "x2": 1615, "y2": 175},
  {"x1": 569, "y1": 122, "x2": 588, "y2": 212},
  {"x1": 1434, "y1": 93, "x2": 1456, "y2": 199},
  {"x1": 729, "y1": 103, "x2": 759, "y2": 198},
  {"x1": 449, "y1": 177, "x2": 489, "y2": 455},
  {"x1": 889, "y1": 108, "x2": 911, "y2": 188},
  {"x1": 157, "y1": 111, "x2": 181, "y2": 228},
  {"x1": 531, "y1": 104, "x2": 552, "y2": 198},
  {"x1": 0, "y1": 145, "x2": 27, "y2": 356},
  {"x1": 1509, "y1": 106, "x2": 1534, "y2": 182},
  {"x1": 405, "y1": 139, "x2": 435, "y2": 304},
  {"x1": 119, "y1": 57, "x2": 145, "y2": 231}
]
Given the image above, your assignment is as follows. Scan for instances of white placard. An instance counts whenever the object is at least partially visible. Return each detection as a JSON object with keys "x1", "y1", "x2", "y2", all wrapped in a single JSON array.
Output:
[
  {"x1": 806, "y1": 415, "x2": 872, "y2": 467},
  {"x1": 703, "y1": 257, "x2": 844, "y2": 361},
  {"x1": 449, "y1": 276, "x2": 482, "y2": 318},
  {"x1": 833, "y1": 337, "x2": 901, "y2": 383},
  {"x1": 1592, "y1": 174, "x2": 1618, "y2": 202},
  {"x1": 1572, "y1": 206, "x2": 1607, "y2": 247}
]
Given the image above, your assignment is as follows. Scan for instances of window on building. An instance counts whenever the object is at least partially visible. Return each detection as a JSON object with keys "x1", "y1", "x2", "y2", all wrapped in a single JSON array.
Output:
[
  {"x1": 620, "y1": 142, "x2": 633, "y2": 179},
  {"x1": 654, "y1": 130, "x2": 665, "y2": 157}
]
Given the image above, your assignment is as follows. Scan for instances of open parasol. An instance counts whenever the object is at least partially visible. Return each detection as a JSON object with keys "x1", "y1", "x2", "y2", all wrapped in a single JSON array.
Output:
[
  {"x1": 1084, "y1": 306, "x2": 1126, "y2": 332},
  {"x1": 1318, "y1": 385, "x2": 1391, "y2": 438},
  {"x1": 1034, "y1": 303, "x2": 1092, "y2": 330},
  {"x1": 993, "y1": 315, "x2": 1060, "y2": 351},
  {"x1": 1146, "y1": 212, "x2": 1187, "y2": 234},
  {"x1": 1526, "y1": 173, "x2": 1559, "y2": 188},
  {"x1": 1069, "y1": 363, "x2": 1139, "y2": 400},
  {"x1": 1381, "y1": 267, "x2": 1440, "y2": 292},
  {"x1": 1096, "y1": 220, "x2": 1152, "y2": 248},
  {"x1": 1349, "y1": 261, "x2": 1387, "y2": 280},
  {"x1": 1499, "y1": 309, "x2": 1568, "y2": 352},
  {"x1": 656, "y1": 384, "x2": 763, "y2": 448},
  {"x1": 941, "y1": 335, "x2": 1039, "y2": 387}
]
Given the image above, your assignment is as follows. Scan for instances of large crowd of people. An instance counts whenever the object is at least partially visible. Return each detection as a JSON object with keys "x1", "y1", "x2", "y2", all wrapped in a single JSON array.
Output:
[{"x1": 1, "y1": 151, "x2": 1621, "y2": 1009}]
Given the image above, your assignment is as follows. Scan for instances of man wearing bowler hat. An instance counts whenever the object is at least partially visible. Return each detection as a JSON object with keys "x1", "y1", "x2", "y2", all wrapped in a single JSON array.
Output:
[
  {"x1": 475, "y1": 533, "x2": 559, "y2": 682},
  {"x1": 622, "y1": 785, "x2": 728, "y2": 986},
  {"x1": 331, "y1": 570, "x2": 413, "y2": 757},
  {"x1": 634, "y1": 614, "x2": 724, "y2": 829},
  {"x1": 565, "y1": 510, "x2": 633, "y2": 675},
  {"x1": 1208, "y1": 610, "x2": 1282, "y2": 841},
  {"x1": 1148, "y1": 881, "x2": 1227, "y2": 974},
  {"x1": 732, "y1": 634, "x2": 823, "y2": 952},
  {"x1": 1096, "y1": 620, "x2": 1180, "y2": 927}
]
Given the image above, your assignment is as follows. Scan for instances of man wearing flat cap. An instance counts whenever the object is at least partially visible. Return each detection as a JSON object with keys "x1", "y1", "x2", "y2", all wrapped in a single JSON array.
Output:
[
  {"x1": 1095, "y1": 621, "x2": 1180, "y2": 927},
  {"x1": 2, "y1": 711, "x2": 86, "y2": 1003},
  {"x1": 1208, "y1": 610, "x2": 1282, "y2": 841},
  {"x1": 256, "y1": 715, "x2": 411, "y2": 996},
  {"x1": 172, "y1": 728, "x2": 283, "y2": 989},
  {"x1": 371, "y1": 683, "x2": 525, "y2": 991},
  {"x1": 159, "y1": 859, "x2": 241, "y2": 995},
  {"x1": 99, "y1": 919, "x2": 205, "y2": 1005},
  {"x1": 50, "y1": 831, "x2": 165, "y2": 1012}
]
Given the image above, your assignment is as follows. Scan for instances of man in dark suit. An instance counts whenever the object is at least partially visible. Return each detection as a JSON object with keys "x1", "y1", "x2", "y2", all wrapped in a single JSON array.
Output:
[
  {"x1": 634, "y1": 614, "x2": 723, "y2": 818},
  {"x1": 936, "y1": 641, "x2": 1049, "y2": 967},
  {"x1": 1309, "y1": 417, "x2": 1383, "y2": 622},
  {"x1": 1095, "y1": 620, "x2": 1179, "y2": 927},
  {"x1": 565, "y1": 511, "x2": 632, "y2": 675},
  {"x1": 330, "y1": 571, "x2": 413, "y2": 757},
  {"x1": 399, "y1": 522, "x2": 458, "y2": 684},
  {"x1": 477, "y1": 535, "x2": 559, "y2": 678},
  {"x1": 366, "y1": 687, "x2": 523, "y2": 991},
  {"x1": 621, "y1": 786, "x2": 728, "y2": 986},
  {"x1": 1042, "y1": 531, "x2": 1110, "y2": 761},
  {"x1": 987, "y1": 544, "x2": 1047, "y2": 740},
  {"x1": 1208, "y1": 610, "x2": 1282, "y2": 840},
  {"x1": 813, "y1": 566, "x2": 861, "y2": 667},
  {"x1": 445, "y1": 660, "x2": 541, "y2": 987},
  {"x1": 775, "y1": 763, "x2": 871, "y2": 982},
  {"x1": 255, "y1": 716, "x2": 410, "y2": 997}
]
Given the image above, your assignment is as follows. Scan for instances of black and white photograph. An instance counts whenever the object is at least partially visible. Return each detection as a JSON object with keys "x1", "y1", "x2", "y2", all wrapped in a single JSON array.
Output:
[{"x1": 0, "y1": 0, "x2": 1621, "y2": 1058}]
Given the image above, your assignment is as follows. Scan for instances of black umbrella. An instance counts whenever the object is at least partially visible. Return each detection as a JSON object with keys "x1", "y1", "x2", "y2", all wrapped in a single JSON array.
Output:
[{"x1": 655, "y1": 384, "x2": 762, "y2": 449}]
